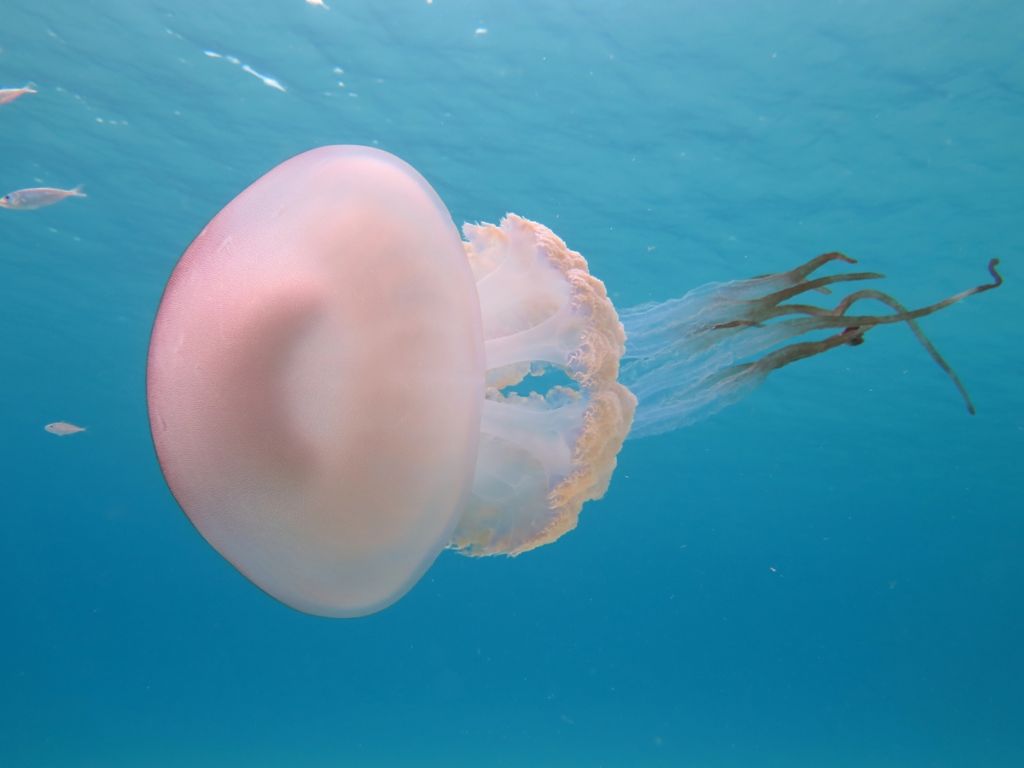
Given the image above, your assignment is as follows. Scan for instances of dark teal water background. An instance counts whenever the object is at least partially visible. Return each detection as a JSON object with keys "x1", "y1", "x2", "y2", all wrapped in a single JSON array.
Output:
[{"x1": 2, "y1": 1, "x2": 1021, "y2": 765}]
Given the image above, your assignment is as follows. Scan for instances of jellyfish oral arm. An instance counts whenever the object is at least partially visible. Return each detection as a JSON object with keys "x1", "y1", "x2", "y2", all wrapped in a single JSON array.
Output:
[{"x1": 450, "y1": 216, "x2": 636, "y2": 556}]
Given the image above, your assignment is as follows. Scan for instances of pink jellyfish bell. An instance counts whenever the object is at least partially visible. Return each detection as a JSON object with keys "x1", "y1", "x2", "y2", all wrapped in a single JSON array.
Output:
[{"x1": 147, "y1": 147, "x2": 486, "y2": 617}]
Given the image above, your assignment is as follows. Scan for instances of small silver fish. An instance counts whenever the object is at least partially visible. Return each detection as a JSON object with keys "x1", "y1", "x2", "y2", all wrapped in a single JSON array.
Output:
[
  {"x1": 0, "y1": 185, "x2": 86, "y2": 210},
  {"x1": 0, "y1": 83, "x2": 37, "y2": 106},
  {"x1": 45, "y1": 421, "x2": 86, "y2": 436}
]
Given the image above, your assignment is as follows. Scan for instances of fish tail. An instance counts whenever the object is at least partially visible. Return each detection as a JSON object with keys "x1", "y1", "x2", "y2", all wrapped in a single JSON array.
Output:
[
  {"x1": 25, "y1": 82, "x2": 37, "y2": 92},
  {"x1": 71, "y1": 184, "x2": 87, "y2": 198}
]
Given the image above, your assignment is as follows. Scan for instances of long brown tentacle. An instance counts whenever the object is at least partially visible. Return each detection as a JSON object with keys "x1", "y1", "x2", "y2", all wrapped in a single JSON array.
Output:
[
  {"x1": 620, "y1": 256, "x2": 1002, "y2": 438},
  {"x1": 750, "y1": 251, "x2": 858, "y2": 282},
  {"x1": 705, "y1": 259, "x2": 1002, "y2": 412},
  {"x1": 757, "y1": 270, "x2": 885, "y2": 307},
  {"x1": 747, "y1": 326, "x2": 868, "y2": 374},
  {"x1": 710, "y1": 265, "x2": 883, "y2": 332},
  {"x1": 833, "y1": 289, "x2": 977, "y2": 414},
  {"x1": 764, "y1": 259, "x2": 1002, "y2": 327}
]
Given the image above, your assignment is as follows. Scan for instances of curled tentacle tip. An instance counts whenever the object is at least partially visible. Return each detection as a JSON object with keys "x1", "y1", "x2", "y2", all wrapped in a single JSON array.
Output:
[
  {"x1": 825, "y1": 251, "x2": 857, "y2": 265},
  {"x1": 987, "y1": 258, "x2": 1003, "y2": 285}
]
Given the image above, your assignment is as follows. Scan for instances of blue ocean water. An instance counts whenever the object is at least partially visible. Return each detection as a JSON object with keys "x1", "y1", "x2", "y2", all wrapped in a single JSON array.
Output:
[{"x1": 2, "y1": 1, "x2": 1022, "y2": 765}]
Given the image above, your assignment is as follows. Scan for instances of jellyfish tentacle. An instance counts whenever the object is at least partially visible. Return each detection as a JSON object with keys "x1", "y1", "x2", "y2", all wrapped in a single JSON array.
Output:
[
  {"x1": 746, "y1": 326, "x2": 868, "y2": 374},
  {"x1": 621, "y1": 257, "x2": 1002, "y2": 438},
  {"x1": 711, "y1": 319, "x2": 763, "y2": 330},
  {"x1": 827, "y1": 289, "x2": 977, "y2": 414},
  {"x1": 785, "y1": 251, "x2": 858, "y2": 280},
  {"x1": 752, "y1": 251, "x2": 858, "y2": 282},
  {"x1": 759, "y1": 258, "x2": 1002, "y2": 328},
  {"x1": 693, "y1": 267, "x2": 883, "y2": 345},
  {"x1": 760, "y1": 260, "x2": 1001, "y2": 411},
  {"x1": 833, "y1": 258, "x2": 1002, "y2": 318},
  {"x1": 756, "y1": 270, "x2": 884, "y2": 307},
  {"x1": 623, "y1": 253, "x2": 866, "y2": 358},
  {"x1": 708, "y1": 272, "x2": 885, "y2": 332}
]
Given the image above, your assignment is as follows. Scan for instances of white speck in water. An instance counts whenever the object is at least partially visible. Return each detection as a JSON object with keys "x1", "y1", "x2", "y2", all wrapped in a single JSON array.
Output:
[{"x1": 241, "y1": 64, "x2": 286, "y2": 92}]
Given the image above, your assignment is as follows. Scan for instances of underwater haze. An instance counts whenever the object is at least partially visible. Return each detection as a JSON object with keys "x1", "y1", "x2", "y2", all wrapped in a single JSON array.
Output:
[{"x1": 2, "y1": 1, "x2": 1022, "y2": 766}]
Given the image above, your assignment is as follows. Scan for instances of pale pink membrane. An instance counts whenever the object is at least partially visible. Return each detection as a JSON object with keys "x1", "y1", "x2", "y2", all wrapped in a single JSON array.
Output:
[
  {"x1": 451, "y1": 216, "x2": 637, "y2": 556},
  {"x1": 147, "y1": 146, "x2": 484, "y2": 617}
]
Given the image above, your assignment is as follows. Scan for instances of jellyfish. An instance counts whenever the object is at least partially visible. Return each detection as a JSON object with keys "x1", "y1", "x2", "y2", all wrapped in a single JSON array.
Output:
[{"x1": 147, "y1": 145, "x2": 1001, "y2": 617}]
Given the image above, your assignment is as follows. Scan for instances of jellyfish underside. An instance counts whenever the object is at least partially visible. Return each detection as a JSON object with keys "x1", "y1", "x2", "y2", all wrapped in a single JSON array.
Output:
[
  {"x1": 449, "y1": 215, "x2": 636, "y2": 557},
  {"x1": 620, "y1": 253, "x2": 1003, "y2": 438}
]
